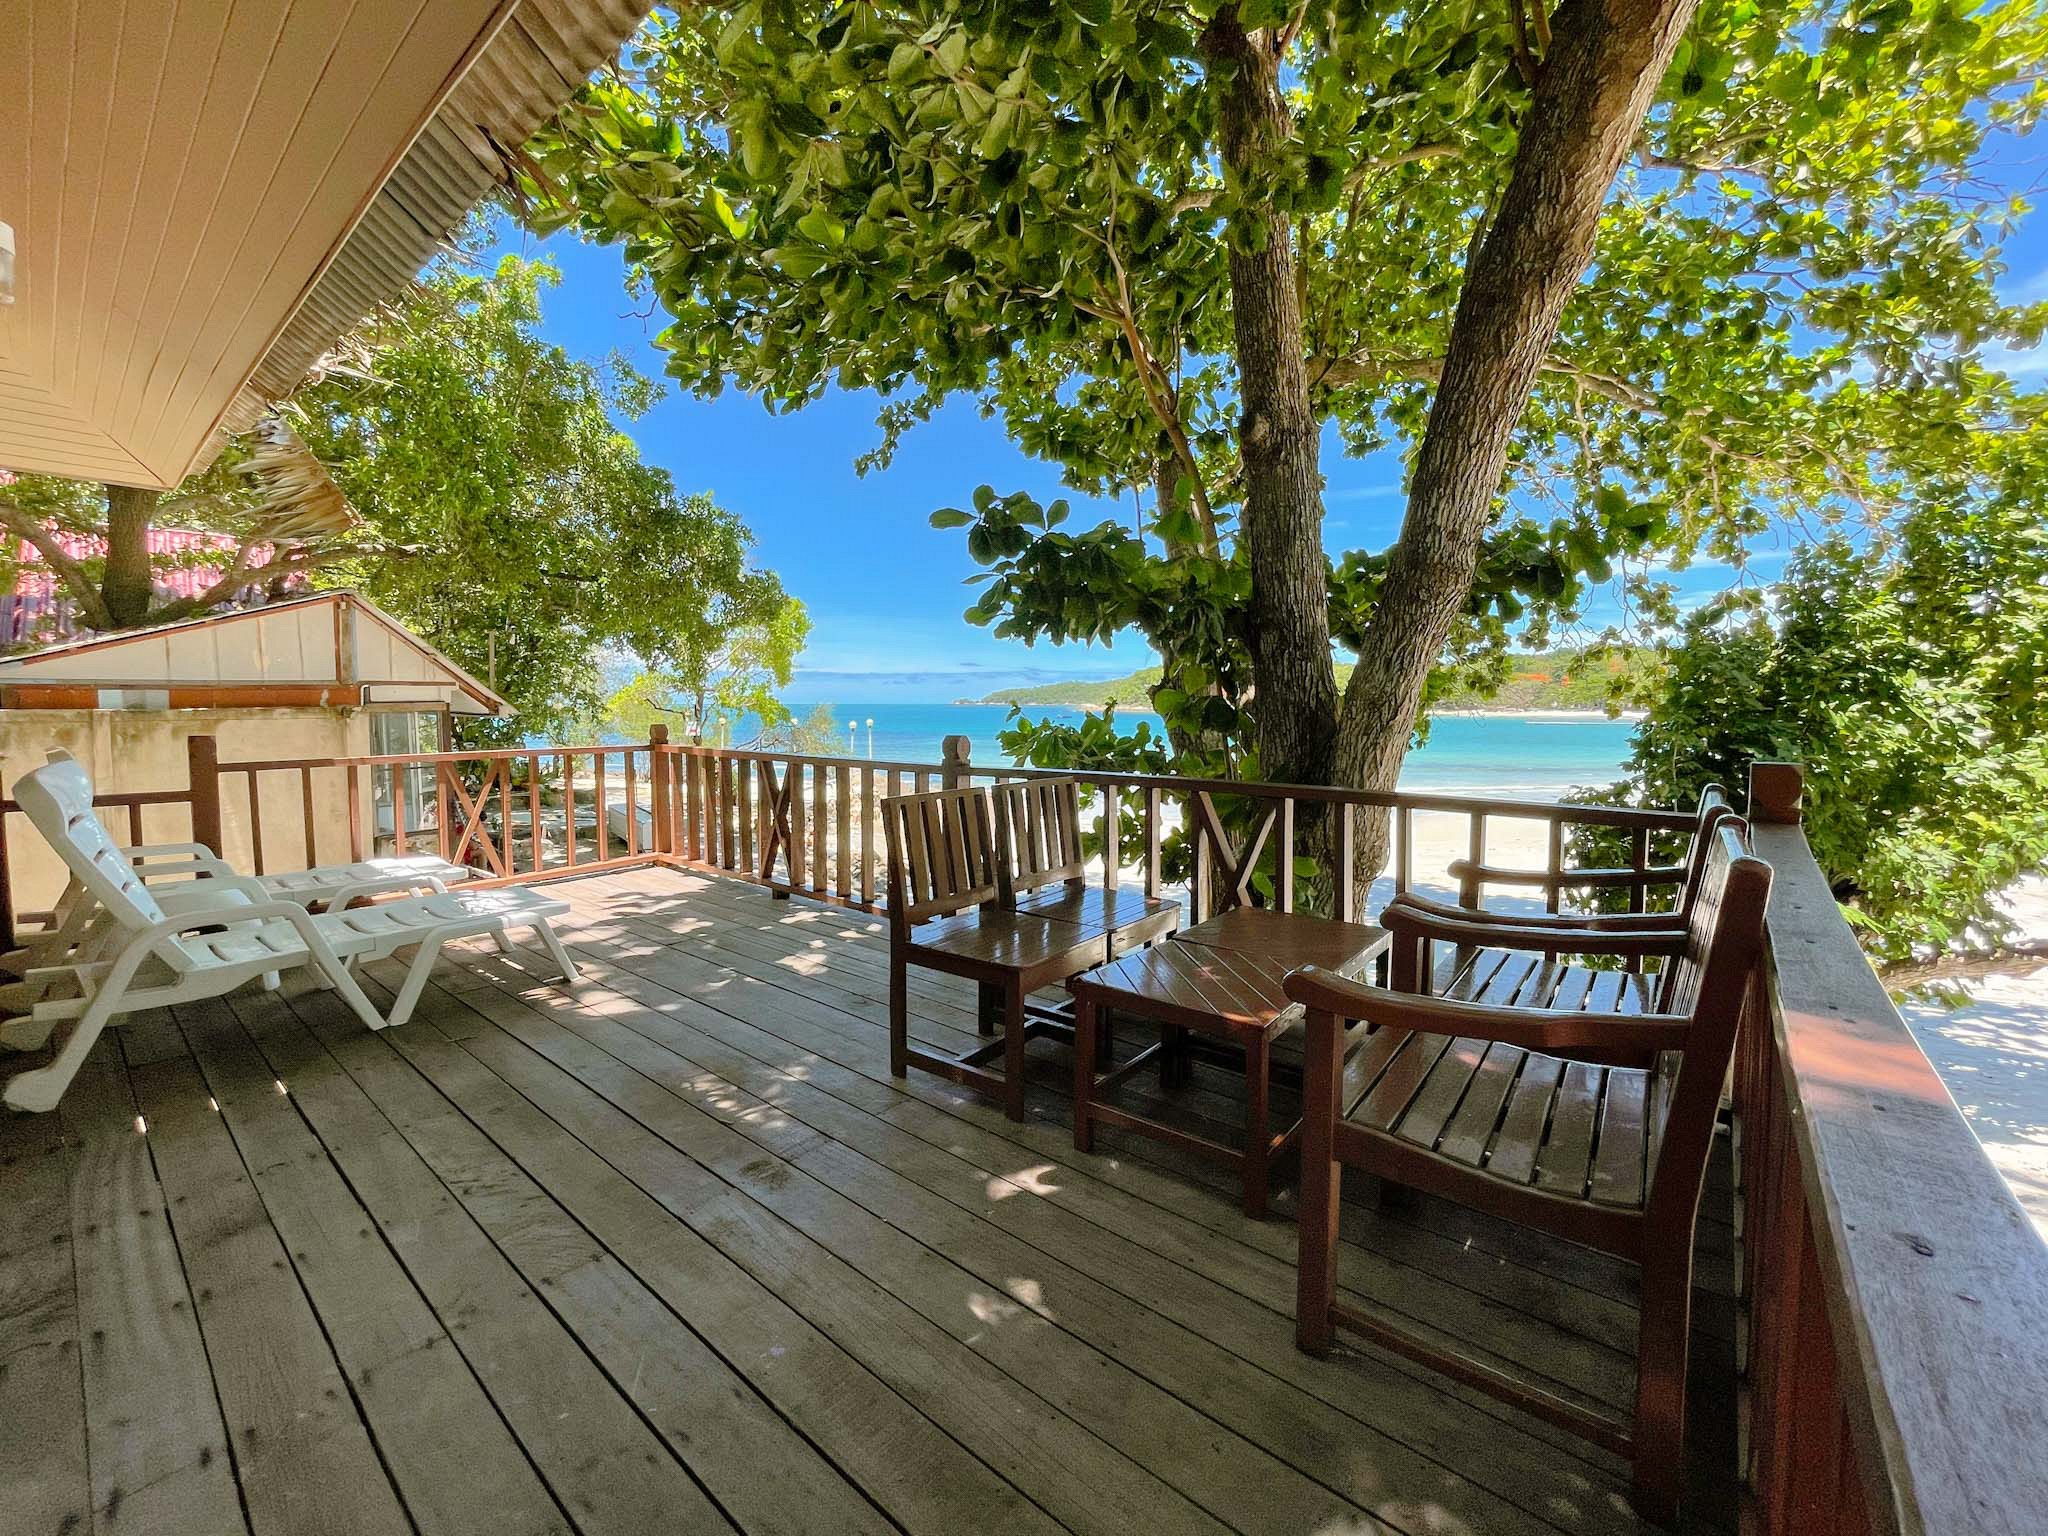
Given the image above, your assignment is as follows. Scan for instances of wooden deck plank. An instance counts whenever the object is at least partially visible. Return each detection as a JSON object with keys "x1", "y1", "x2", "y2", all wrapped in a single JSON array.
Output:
[
  {"x1": 354, "y1": 1002, "x2": 1078, "y2": 1536},
  {"x1": 217, "y1": 990, "x2": 743, "y2": 1536},
  {"x1": 375, "y1": 971, "x2": 1366, "y2": 1536},
  {"x1": 25, "y1": 864, "x2": 1749, "y2": 1536},
  {"x1": 535, "y1": 893, "x2": 1660, "y2": 1407},
  {"x1": 0, "y1": 1076, "x2": 94, "y2": 1536},
  {"x1": 485, "y1": 957, "x2": 1658, "y2": 1500},
  {"x1": 170, "y1": 999, "x2": 568, "y2": 1536},
  {"x1": 63, "y1": 1040, "x2": 244, "y2": 1536},
  {"x1": 489, "y1": 924, "x2": 1653, "y2": 1445},
  {"x1": 549, "y1": 875, "x2": 1665, "y2": 1325},
  {"x1": 124, "y1": 1052, "x2": 411, "y2": 1536},
  {"x1": 244, "y1": 988, "x2": 892, "y2": 1536},
  {"x1": 445, "y1": 927, "x2": 1649, "y2": 1525},
  {"x1": 546, "y1": 877, "x2": 1651, "y2": 1345},
  {"x1": 589, "y1": 873, "x2": 1736, "y2": 1348}
]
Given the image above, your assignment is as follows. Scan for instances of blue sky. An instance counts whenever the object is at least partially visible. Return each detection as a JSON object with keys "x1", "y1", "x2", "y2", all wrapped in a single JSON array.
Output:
[{"x1": 486, "y1": 113, "x2": 2048, "y2": 702}]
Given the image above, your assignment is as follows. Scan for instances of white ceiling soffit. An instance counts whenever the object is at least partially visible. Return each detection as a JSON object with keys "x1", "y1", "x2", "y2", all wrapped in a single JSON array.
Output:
[{"x1": 0, "y1": 0, "x2": 651, "y2": 491}]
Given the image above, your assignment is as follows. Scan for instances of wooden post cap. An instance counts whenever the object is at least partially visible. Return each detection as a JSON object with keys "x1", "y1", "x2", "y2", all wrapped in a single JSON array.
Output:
[
  {"x1": 649, "y1": 723, "x2": 670, "y2": 746},
  {"x1": 1747, "y1": 761, "x2": 1804, "y2": 825},
  {"x1": 941, "y1": 733, "x2": 972, "y2": 788}
]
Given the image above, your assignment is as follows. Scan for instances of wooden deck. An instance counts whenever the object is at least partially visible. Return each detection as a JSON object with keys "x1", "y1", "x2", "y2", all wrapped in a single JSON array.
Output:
[{"x1": 1, "y1": 866, "x2": 1740, "y2": 1536}]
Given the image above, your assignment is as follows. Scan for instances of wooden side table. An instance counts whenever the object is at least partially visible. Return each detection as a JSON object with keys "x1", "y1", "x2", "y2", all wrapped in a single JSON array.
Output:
[{"x1": 1068, "y1": 914, "x2": 1388, "y2": 1217}]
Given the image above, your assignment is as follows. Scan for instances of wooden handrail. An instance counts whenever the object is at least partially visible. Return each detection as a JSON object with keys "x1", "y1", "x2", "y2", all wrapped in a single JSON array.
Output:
[
  {"x1": 1734, "y1": 763, "x2": 2048, "y2": 1535},
  {"x1": 657, "y1": 742, "x2": 1696, "y2": 830}
]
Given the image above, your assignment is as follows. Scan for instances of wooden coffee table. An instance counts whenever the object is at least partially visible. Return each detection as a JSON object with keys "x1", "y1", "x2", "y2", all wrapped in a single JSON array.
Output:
[{"x1": 1068, "y1": 912, "x2": 1388, "y2": 1217}]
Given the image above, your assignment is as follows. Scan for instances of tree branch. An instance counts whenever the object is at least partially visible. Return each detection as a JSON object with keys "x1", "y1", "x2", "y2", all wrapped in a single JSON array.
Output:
[
  {"x1": 1310, "y1": 347, "x2": 1881, "y2": 512},
  {"x1": 1165, "y1": 142, "x2": 1463, "y2": 218},
  {"x1": 0, "y1": 501, "x2": 114, "y2": 630},
  {"x1": 142, "y1": 545, "x2": 359, "y2": 626},
  {"x1": 1089, "y1": 229, "x2": 1221, "y2": 551}
]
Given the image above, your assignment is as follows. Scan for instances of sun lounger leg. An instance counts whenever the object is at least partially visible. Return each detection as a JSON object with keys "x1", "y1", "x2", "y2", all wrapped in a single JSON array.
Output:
[
  {"x1": 536, "y1": 920, "x2": 580, "y2": 984},
  {"x1": 4, "y1": 988, "x2": 120, "y2": 1113},
  {"x1": 381, "y1": 937, "x2": 446, "y2": 1029}
]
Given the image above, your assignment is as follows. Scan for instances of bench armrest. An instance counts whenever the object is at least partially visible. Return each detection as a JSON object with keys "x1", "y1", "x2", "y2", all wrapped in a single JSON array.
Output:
[
  {"x1": 1385, "y1": 891, "x2": 1687, "y2": 933},
  {"x1": 1444, "y1": 857, "x2": 1687, "y2": 891},
  {"x1": 1284, "y1": 965, "x2": 1689, "y2": 1055},
  {"x1": 1380, "y1": 901, "x2": 1687, "y2": 958}
]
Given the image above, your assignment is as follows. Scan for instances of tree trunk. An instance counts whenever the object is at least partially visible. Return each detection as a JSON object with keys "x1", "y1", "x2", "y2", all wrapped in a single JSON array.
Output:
[
  {"x1": 1202, "y1": 13, "x2": 1339, "y2": 792},
  {"x1": 101, "y1": 483, "x2": 160, "y2": 628},
  {"x1": 1334, "y1": 0, "x2": 1702, "y2": 879}
]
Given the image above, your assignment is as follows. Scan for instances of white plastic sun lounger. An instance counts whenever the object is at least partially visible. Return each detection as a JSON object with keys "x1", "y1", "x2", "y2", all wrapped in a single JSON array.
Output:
[
  {"x1": 4, "y1": 751, "x2": 472, "y2": 980},
  {"x1": 2, "y1": 760, "x2": 578, "y2": 1113}
]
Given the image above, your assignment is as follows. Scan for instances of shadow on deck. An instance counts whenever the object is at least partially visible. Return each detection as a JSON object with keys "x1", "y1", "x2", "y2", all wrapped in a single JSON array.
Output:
[{"x1": 1, "y1": 866, "x2": 1740, "y2": 1535}]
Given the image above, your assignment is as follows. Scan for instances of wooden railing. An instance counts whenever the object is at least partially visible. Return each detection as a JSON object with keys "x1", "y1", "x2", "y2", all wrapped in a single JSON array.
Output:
[
  {"x1": 658, "y1": 733, "x2": 1698, "y2": 921},
  {"x1": 1731, "y1": 763, "x2": 2048, "y2": 1535},
  {"x1": 7, "y1": 732, "x2": 2047, "y2": 1530},
  {"x1": 207, "y1": 734, "x2": 666, "y2": 883}
]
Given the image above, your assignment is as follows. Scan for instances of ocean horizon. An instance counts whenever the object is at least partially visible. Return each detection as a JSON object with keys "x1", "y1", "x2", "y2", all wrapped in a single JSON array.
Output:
[{"x1": 687, "y1": 700, "x2": 1635, "y2": 797}]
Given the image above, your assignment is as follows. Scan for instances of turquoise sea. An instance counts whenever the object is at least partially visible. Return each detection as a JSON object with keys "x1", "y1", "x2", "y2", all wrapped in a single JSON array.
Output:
[{"x1": 741, "y1": 700, "x2": 1635, "y2": 797}]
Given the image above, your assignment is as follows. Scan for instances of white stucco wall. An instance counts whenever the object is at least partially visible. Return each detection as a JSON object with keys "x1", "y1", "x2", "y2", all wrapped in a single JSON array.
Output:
[{"x1": 0, "y1": 707, "x2": 370, "y2": 920}]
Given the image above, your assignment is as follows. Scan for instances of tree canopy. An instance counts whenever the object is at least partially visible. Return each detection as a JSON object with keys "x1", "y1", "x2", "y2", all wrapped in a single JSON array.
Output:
[
  {"x1": 523, "y1": 1, "x2": 2045, "y2": 770},
  {"x1": 297, "y1": 252, "x2": 802, "y2": 741},
  {"x1": 1585, "y1": 416, "x2": 2048, "y2": 963},
  {"x1": 1, "y1": 422, "x2": 363, "y2": 637}
]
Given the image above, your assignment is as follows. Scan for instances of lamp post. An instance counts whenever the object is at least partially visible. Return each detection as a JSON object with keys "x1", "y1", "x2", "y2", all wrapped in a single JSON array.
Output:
[
  {"x1": 865, "y1": 718, "x2": 875, "y2": 759},
  {"x1": 847, "y1": 719, "x2": 857, "y2": 754}
]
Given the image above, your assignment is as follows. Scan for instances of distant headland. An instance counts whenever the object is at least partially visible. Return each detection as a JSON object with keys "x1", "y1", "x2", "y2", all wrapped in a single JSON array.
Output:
[{"x1": 957, "y1": 650, "x2": 1648, "y2": 716}]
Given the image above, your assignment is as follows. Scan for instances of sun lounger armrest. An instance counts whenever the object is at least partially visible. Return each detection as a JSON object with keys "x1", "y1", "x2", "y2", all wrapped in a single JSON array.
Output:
[
  {"x1": 124, "y1": 841, "x2": 235, "y2": 872},
  {"x1": 1283, "y1": 966, "x2": 1690, "y2": 1054},
  {"x1": 157, "y1": 874, "x2": 272, "y2": 914}
]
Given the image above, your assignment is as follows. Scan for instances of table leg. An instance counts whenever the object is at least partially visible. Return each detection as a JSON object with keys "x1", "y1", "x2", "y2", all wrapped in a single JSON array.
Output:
[
  {"x1": 1159, "y1": 1022, "x2": 1190, "y2": 1088},
  {"x1": 1072, "y1": 995, "x2": 1096, "y2": 1153},
  {"x1": 1003, "y1": 975, "x2": 1027, "y2": 1122},
  {"x1": 976, "y1": 980, "x2": 1000, "y2": 1037},
  {"x1": 1296, "y1": 1007, "x2": 1344, "y2": 1351},
  {"x1": 1242, "y1": 1028, "x2": 1271, "y2": 1219},
  {"x1": 888, "y1": 943, "x2": 909, "y2": 1078}
]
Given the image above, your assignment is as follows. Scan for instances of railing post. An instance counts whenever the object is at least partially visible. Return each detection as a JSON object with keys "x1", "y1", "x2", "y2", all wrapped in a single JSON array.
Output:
[
  {"x1": 186, "y1": 734, "x2": 223, "y2": 856},
  {"x1": 941, "y1": 734, "x2": 972, "y2": 790},
  {"x1": 1747, "y1": 760, "x2": 1805, "y2": 825},
  {"x1": 648, "y1": 725, "x2": 672, "y2": 856}
]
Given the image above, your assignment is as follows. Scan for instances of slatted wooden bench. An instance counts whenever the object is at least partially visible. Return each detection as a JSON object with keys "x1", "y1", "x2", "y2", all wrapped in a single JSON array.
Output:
[
  {"x1": 993, "y1": 776, "x2": 1178, "y2": 953},
  {"x1": 1289, "y1": 823, "x2": 1771, "y2": 1524},
  {"x1": 1381, "y1": 787, "x2": 1736, "y2": 1036},
  {"x1": 1439, "y1": 782, "x2": 1733, "y2": 918},
  {"x1": 882, "y1": 784, "x2": 1118, "y2": 1120}
]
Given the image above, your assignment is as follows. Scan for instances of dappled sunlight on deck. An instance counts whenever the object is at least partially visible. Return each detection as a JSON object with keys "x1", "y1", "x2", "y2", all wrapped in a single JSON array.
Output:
[{"x1": 2, "y1": 864, "x2": 1741, "y2": 1536}]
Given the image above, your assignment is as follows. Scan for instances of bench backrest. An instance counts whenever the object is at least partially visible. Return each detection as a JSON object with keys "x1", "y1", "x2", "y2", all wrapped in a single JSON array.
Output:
[
  {"x1": 1646, "y1": 821, "x2": 1772, "y2": 1221},
  {"x1": 13, "y1": 758, "x2": 171, "y2": 935},
  {"x1": 1669, "y1": 783, "x2": 1735, "y2": 917},
  {"x1": 880, "y1": 785, "x2": 1002, "y2": 930},
  {"x1": 992, "y1": 777, "x2": 1085, "y2": 899}
]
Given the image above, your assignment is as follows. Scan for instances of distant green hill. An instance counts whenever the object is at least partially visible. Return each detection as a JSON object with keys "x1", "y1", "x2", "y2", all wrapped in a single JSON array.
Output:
[{"x1": 964, "y1": 650, "x2": 1646, "y2": 714}]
